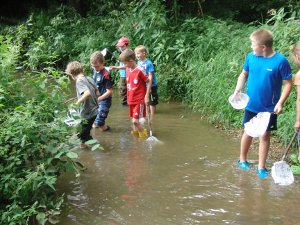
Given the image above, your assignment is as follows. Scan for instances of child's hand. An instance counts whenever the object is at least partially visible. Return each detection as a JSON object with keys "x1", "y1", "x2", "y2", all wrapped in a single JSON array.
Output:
[
  {"x1": 273, "y1": 103, "x2": 283, "y2": 114},
  {"x1": 109, "y1": 66, "x2": 116, "y2": 70},
  {"x1": 295, "y1": 120, "x2": 300, "y2": 132},
  {"x1": 233, "y1": 90, "x2": 241, "y2": 98}
]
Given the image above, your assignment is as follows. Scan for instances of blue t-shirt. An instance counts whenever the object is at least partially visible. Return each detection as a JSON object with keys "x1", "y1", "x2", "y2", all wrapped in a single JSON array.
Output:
[
  {"x1": 119, "y1": 62, "x2": 126, "y2": 78},
  {"x1": 137, "y1": 59, "x2": 157, "y2": 87},
  {"x1": 243, "y1": 52, "x2": 292, "y2": 113},
  {"x1": 92, "y1": 68, "x2": 113, "y2": 102}
]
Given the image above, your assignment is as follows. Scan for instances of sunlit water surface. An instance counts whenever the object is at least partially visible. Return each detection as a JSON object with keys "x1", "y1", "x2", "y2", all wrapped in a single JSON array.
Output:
[{"x1": 57, "y1": 98, "x2": 300, "y2": 225}]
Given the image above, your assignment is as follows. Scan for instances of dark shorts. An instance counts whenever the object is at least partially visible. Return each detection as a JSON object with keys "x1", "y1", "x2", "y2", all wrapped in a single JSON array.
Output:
[
  {"x1": 150, "y1": 86, "x2": 159, "y2": 106},
  {"x1": 242, "y1": 109, "x2": 277, "y2": 131}
]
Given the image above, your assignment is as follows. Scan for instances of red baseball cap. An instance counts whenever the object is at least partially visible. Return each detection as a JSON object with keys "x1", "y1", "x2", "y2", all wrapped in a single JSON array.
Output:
[{"x1": 116, "y1": 37, "x2": 129, "y2": 47}]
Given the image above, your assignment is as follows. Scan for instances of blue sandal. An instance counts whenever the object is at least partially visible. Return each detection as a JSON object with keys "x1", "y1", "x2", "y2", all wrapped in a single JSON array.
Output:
[
  {"x1": 237, "y1": 160, "x2": 250, "y2": 170},
  {"x1": 257, "y1": 168, "x2": 268, "y2": 179}
]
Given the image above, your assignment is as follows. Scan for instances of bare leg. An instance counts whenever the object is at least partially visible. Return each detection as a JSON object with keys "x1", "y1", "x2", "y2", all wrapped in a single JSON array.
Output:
[
  {"x1": 132, "y1": 118, "x2": 144, "y2": 132},
  {"x1": 150, "y1": 105, "x2": 156, "y2": 122},
  {"x1": 258, "y1": 131, "x2": 270, "y2": 169},
  {"x1": 240, "y1": 131, "x2": 253, "y2": 162}
]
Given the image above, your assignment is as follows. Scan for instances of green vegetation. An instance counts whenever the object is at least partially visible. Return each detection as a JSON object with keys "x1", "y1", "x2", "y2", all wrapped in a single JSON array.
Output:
[
  {"x1": 0, "y1": 26, "x2": 84, "y2": 224},
  {"x1": 1, "y1": 0, "x2": 300, "y2": 223}
]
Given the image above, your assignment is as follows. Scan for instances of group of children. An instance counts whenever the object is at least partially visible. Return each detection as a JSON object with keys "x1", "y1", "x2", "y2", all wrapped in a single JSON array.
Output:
[
  {"x1": 66, "y1": 29, "x2": 300, "y2": 180},
  {"x1": 65, "y1": 37, "x2": 158, "y2": 149}
]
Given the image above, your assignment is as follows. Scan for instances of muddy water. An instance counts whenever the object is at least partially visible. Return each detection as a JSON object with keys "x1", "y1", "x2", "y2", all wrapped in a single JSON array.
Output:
[{"x1": 57, "y1": 98, "x2": 300, "y2": 225}]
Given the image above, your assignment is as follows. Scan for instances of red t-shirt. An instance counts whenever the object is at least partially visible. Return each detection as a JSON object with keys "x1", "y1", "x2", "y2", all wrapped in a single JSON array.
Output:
[{"x1": 126, "y1": 66, "x2": 148, "y2": 104}]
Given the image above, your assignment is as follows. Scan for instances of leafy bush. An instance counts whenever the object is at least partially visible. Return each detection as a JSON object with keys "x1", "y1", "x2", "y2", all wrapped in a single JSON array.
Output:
[{"x1": 0, "y1": 33, "x2": 81, "y2": 224}]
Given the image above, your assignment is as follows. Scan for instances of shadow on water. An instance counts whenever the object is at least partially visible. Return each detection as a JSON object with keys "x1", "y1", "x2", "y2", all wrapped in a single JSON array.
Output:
[{"x1": 57, "y1": 96, "x2": 300, "y2": 225}]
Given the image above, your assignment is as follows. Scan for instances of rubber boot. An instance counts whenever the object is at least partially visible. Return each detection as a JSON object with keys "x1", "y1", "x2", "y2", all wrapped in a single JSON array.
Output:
[
  {"x1": 131, "y1": 130, "x2": 139, "y2": 135},
  {"x1": 138, "y1": 129, "x2": 148, "y2": 139}
]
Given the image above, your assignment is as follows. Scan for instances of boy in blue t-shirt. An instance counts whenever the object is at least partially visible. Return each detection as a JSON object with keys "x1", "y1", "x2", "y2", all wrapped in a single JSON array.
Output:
[
  {"x1": 90, "y1": 51, "x2": 113, "y2": 131},
  {"x1": 232, "y1": 28, "x2": 293, "y2": 179},
  {"x1": 135, "y1": 45, "x2": 158, "y2": 121}
]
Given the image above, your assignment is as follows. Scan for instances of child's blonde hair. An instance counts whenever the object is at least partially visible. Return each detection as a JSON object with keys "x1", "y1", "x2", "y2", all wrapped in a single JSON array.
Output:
[
  {"x1": 90, "y1": 51, "x2": 104, "y2": 65},
  {"x1": 65, "y1": 61, "x2": 83, "y2": 76},
  {"x1": 250, "y1": 29, "x2": 273, "y2": 48},
  {"x1": 292, "y1": 42, "x2": 300, "y2": 56},
  {"x1": 119, "y1": 49, "x2": 135, "y2": 62},
  {"x1": 135, "y1": 45, "x2": 147, "y2": 53}
]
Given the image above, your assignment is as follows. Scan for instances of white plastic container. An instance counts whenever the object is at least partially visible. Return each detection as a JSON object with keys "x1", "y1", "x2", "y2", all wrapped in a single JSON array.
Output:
[{"x1": 228, "y1": 93, "x2": 249, "y2": 110}]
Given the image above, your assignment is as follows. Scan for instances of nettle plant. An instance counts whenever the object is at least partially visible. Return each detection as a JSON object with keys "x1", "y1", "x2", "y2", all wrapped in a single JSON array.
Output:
[{"x1": 0, "y1": 35, "x2": 85, "y2": 224}]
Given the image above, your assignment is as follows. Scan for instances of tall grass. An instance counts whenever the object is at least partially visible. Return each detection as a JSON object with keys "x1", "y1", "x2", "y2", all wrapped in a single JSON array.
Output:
[{"x1": 182, "y1": 9, "x2": 300, "y2": 144}]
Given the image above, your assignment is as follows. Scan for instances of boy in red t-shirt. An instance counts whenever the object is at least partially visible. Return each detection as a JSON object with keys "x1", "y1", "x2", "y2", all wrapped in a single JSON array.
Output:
[{"x1": 119, "y1": 49, "x2": 152, "y2": 138}]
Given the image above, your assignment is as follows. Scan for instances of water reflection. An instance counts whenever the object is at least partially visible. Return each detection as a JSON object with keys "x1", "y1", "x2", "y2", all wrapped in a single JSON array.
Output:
[{"x1": 121, "y1": 147, "x2": 149, "y2": 208}]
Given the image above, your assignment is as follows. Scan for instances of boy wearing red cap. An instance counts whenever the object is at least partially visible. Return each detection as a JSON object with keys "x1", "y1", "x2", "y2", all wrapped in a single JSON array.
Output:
[{"x1": 110, "y1": 37, "x2": 130, "y2": 106}]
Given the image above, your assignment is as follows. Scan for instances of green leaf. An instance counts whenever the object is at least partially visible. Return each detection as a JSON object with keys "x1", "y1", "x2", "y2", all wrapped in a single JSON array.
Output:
[
  {"x1": 36, "y1": 212, "x2": 46, "y2": 225},
  {"x1": 66, "y1": 152, "x2": 78, "y2": 159},
  {"x1": 73, "y1": 161, "x2": 86, "y2": 170},
  {"x1": 54, "y1": 151, "x2": 65, "y2": 158},
  {"x1": 91, "y1": 144, "x2": 101, "y2": 151},
  {"x1": 290, "y1": 154, "x2": 298, "y2": 164},
  {"x1": 85, "y1": 139, "x2": 98, "y2": 145}
]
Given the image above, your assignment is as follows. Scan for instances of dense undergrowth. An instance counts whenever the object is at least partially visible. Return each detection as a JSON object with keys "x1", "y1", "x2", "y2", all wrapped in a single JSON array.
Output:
[{"x1": 1, "y1": 0, "x2": 300, "y2": 223}]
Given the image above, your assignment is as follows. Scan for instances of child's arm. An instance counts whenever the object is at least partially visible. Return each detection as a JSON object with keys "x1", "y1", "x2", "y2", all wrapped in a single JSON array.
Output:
[
  {"x1": 98, "y1": 88, "x2": 113, "y2": 102},
  {"x1": 96, "y1": 90, "x2": 101, "y2": 97},
  {"x1": 144, "y1": 72, "x2": 153, "y2": 105},
  {"x1": 274, "y1": 78, "x2": 292, "y2": 114},
  {"x1": 295, "y1": 71, "x2": 300, "y2": 132},
  {"x1": 234, "y1": 70, "x2": 248, "y2": 95},
  {"x1": 76, "y1": 90, "x2": 91, "y2": 105},
  {"x1": 109, "y1": 65, "x2": 126, "y2": 70},
  {"x1": 295, "y1": 84, "x2": 300, "y2": 132}
]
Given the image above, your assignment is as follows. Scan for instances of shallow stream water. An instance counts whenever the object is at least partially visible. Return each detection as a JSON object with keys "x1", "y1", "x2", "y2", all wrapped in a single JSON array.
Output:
[{"x1": 57, "y1": 97, "x2": 300, "y2": 225}]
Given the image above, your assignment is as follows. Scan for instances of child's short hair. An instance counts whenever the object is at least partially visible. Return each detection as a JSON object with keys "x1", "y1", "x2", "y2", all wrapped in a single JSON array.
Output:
[
  {"x1": 292, "y1": 42, "x2": 300, "y2": 56},
  {"x1": 250, "y1": 29, "x2": 273, "y2": 48},
  {"x1": 135, "y1": 45, "x2": 147, "y2": 53},
  {"x1": 65, "y1": 61, "x2": 83, "y2": 76},
  {"x1": 119, "y1": 49, "x2": 135, "y2": 62},
  {"x1": 90, "y1": 51, "x2": 104, "y2": 65}
]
